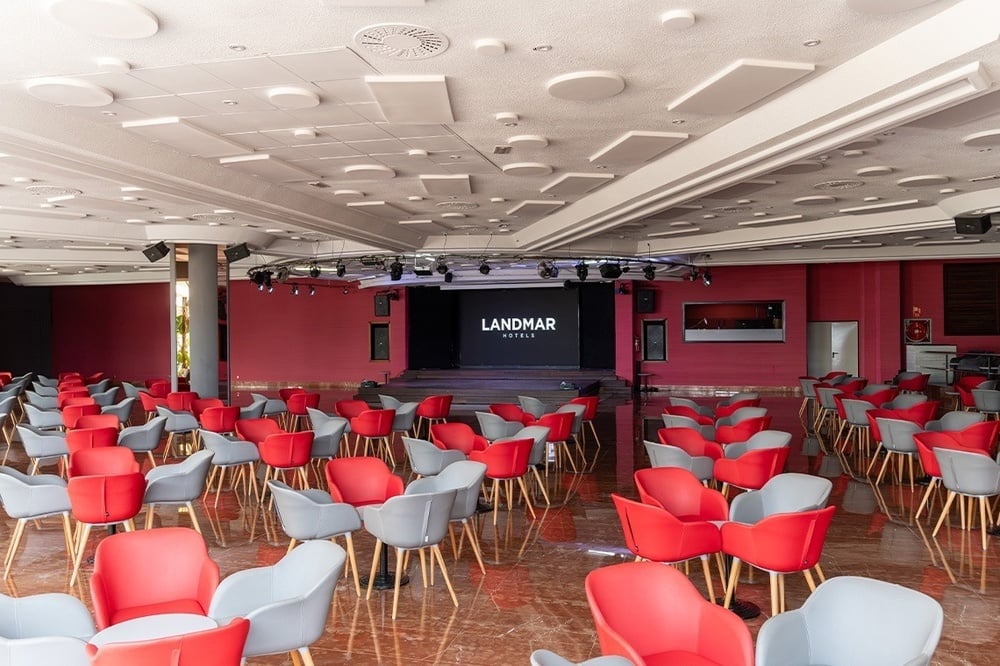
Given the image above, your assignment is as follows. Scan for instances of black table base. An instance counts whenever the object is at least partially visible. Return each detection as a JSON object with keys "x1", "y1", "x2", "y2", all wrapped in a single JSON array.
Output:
[{"x1": 362, "y1": 544, "x2": 410, "y2": 591}]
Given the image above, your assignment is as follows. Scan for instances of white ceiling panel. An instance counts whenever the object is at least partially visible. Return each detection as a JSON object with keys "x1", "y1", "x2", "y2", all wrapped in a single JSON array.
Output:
[
  {"x1": 365, "y1": 75, "x2": 455, "y2": 124},
  {"x1": 273, "y1": 48, "x2": 379, "y2": 82},
  {"x1": 269, "y1": 142, "x2": 360, "y2": 160},
  {"x1": 218, "y1": 153, "x2": 318, "y2": 181},
  {"x1": 420, "y1": 175, "x2": 471, "y2": 196},
  {"x1": 381, "y1": 124, "x2": 449, "y2": 139},
  {"x1": 116, "y1": 95, "x2": 209, "y2": 118},
  {"x1": 283, "y1": 104, "x2": 367, "y2": 126},
  {"x1": 81, "y1": 73, "x2": 169, "y2": 99},
  {"x1": 315, "y1": 79, "x2": 376, "y2": 104},
  {"x1": 540, "y1": 173, "x2": 615, "y2": 196},
  {"x1": 668, "y1": 59, "x2": 816, "y2": 114},
  {"x1": 190, "y1": 110, "x2": 303, "y2": 134},
  {"x1": 345, "y1": 138, "x2": 410, "y2": 154},
  {"x1": 589, "y1": 131, "x2": 690, "y2": 164},
  {"x1": 181, "y1": 89, "x2": 274, "y2": 113},
  {"x1": 507, "y1": 200, "x2": 566, "y2": 217},
  {"x1": 346, "y1": 200, "x2": 411, "y2": 217},
  {"x1": 122, "y1": 117, "x2": 249, "y2": 157},
  {"x1": 317, "y1": 124, "x2": 392, "y2": 142},
  {"x1": 196, "y1": 58, "x2": 300, "y2": 89},
  {"x1": 128, "y1": 66, "x2": 232, "y2": 95},
  {"x1": 402, "y1": 135, "x2": 468, "y2": 152},
  {"x1": 701, "y1": 180, "x2": 779, "y2": 200}
]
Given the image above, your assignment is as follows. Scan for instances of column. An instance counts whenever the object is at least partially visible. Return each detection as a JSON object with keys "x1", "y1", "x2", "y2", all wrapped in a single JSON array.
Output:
[{"x1": 187, "y1": 244, "x2": 219, "y2": 398}]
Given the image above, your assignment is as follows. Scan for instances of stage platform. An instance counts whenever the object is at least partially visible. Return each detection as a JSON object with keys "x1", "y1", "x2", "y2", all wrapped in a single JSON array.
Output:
[{"x1": 355, "y1": 368, "x2": 628, "y2": 408}]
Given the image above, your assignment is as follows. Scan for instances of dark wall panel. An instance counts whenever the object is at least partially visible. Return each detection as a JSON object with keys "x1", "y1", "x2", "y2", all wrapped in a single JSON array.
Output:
[
  {"x1": 407, "y1": 287, "x2": 458, "y2": 369},
  {"x1": 0, "y1": 284, "x2": 51, "y2": 375},
  {"x1": 579, "y1": 283, "x2": 614, "y2": 369}
]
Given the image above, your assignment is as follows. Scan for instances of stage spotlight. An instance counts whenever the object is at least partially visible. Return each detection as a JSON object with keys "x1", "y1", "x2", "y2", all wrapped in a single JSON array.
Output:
[
  {"x1": 142, "y1": 241, "x2": 169, "y2": 263},
  {"x1": 275, "y1": 266, "x2": 290, "y2": 283},
  {"x1": 616, "y1": 284, "x2": 630, "y2": 295},
  {"x1": 250, "y1": 271, "x2": 265, "y2": 286},
  {"x1": 342, "y1": 287, "x2": 349, "y2": 295},
  {"x1": 702, "y1": 269, "x2": 712, "y2": 286},
  {"x1": 309, "y1": 264, "x2": 320, "y2": 279},
  {"x1": 537, "y1": 260, "x2": 558, "y2": 279},
  {"x1": 598, "y1": 262, "x2": 622, "y2": 279},
  {"x1": 308, "y1": 286, "x2": 316, "y2": 296},
  {"x1": 435, "y1": 257, "x2": 449, "y2": 275},
  {"x1": 291, "y1": 284, "x2": 299, "y2": 296},
  {"x1": 257, "y1": 284, "x2": 264, "y2": 293},
  {"x1": 335, "y1": 261, "x2": 346, "y2": 278},
  {"x1": 444, "y1": 271, "x2": 454, "y2": 283},
  {"x1": 479, "y1": 260, "x2": 490, "y2": 275},
  {"x1": 642, "y1": 262, "x2": 656, "y2": 281},
  {"x1": 575, "y1": 261, "x2": 589, "y2": 281},
  {"x1": 688, "y1": 266, "x2": 699, "y2": 282},
  {"x1": 388, "y1": 257, "x2": 404, "y2": 281}
]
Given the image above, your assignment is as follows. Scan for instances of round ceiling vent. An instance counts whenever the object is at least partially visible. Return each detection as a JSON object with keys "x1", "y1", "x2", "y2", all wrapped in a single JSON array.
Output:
[
  {"x1": 814, "y1": 179, "x2": 865, "y2": 190},
  {"x1": 354, "y1": 24, "x2": 450, "y2": 60},
  {"x1": 435, "y1": 201, "x2": 479, "y2": 210},
  {"x1": 25, "y1": 185, "x2": 82, "y2": 197}
]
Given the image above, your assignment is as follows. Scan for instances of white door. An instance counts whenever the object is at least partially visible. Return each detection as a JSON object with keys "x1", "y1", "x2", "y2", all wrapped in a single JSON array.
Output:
[{"x1": 807, "y1": 322, "x2": 859, "y2": 377}]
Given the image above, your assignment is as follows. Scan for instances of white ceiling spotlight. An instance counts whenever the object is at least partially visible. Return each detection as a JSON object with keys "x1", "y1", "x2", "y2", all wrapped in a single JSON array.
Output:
[
  {"x1": 546, "y1": 71, "x2": 626, "y2": 101},
  {"x1": 660, "y1": 9, "x2": 696, "y2": 30},
  {"x1": 48, "y1": 0, "x2": 159, "y2": 39},
  {"x1": 94, "y1": 57, "x2": 131, "y2": 73},
  {"x1": 25, "y1": 77, "x2": 113, "y2": 107},
  {"x1": 495, "y1": 112, "x2": 520, "y2": 126},
  {"x1": 267, "y1": 87, "x2": 320, "y2": 109},
  {"x1": 474, "y1": 39, "x2": 507, "y2": 56},
  {"x1": 292, "y1": 128, "x2": 317, "y2": 140},
  {"x1": 506, "y1": 135, "x2": 549, "y2": 149}
]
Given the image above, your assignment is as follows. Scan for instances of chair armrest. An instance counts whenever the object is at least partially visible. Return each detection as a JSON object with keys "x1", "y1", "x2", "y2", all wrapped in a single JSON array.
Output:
[
  {"x1": 208, "y1": 567, "x2": 273, "y2": 619},
  {"x1": 754, "y1": 610, "x2": 810, "y2": 664},
  {"x1": 89, "y1": 571, "x2": 114, "y2": 630}
]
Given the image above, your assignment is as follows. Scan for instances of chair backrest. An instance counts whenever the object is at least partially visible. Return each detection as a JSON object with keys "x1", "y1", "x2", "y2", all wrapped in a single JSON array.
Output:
[
  {"x1": 755, "y1": 575, "x2": 943, "y2": 666},
  {"x1": 259, "y1": 431, "x2": 313, "y2": 468},
  {"x1": 325, "y1": 457, "x2": 403, "y2": 506},
  {"x1": 0, "y1": 592, "x2": 95, "y2": 639},
  {"x1": 569, "y1": 395, "x2": 599, "y2": 420},
  {"x1": 417, "y1": 394, "x2": 452, "y2": 419},
  {"x1": 934, "y1": 448, "x2": 1000, "y2": 494},
  {"x1": 334, "y1": 399, "x2": 370, "y2": 419},
  {"x1": 406, "y1": 460, "x2": 487, "y2": 521},
  {"x1": 642, "y1": 440, "x2": 692, "y2": 470},
  {"x1": 953, "y1": 419, "x2": 1000, "y2": 455},
  {"x1": 378, "y1": 394, "x2": 402, "y2": 409},
  {"x1": 430, "y1": 422, "x2": 486, "y2": 455},
  {"x1": 928, "y1": 410, "x2": 985, "y2": 431},
  {"x1": 475, "y1": 411, "x2": 522, "y2": 440},
  {"x1": 729, "y1": 472, "x2": 833, "y2": 524},
  {"x1": 200, "y1": 406, "x2": 240, "y2": 433},
  {"x1": 234, "y1": 417, "x2": 284, "y2": 445},
  {"x1": 402, "y1": 436, "x2": 464, "y2": 476},
  {"x1": 67, "y1": 473, "x2": 146, "y2": 524},
  {"x1": 874, "y1": 417, "x2": 920, "y2": 453},
  {"x1": 85, "y1": 617, "x2": 249, "y2": 666},
  {"x1": 368, "y1": 489, "x2": 457, "y2": 548},
  {"x1": 69, "y1": 447, "x2": 139, "y2": 477},
  {"x1": 65, "y1": 427, "x2": 119, "y2": 457},
  {"x1": 633, "y1": 467, "x2": 728, "y2": 522},
  {"x1": 350, "y1": 409, "x2": 395, "y2": 437},
  {"x1": 117, "y1": 416, "x2": 167, "y2": 451},
  {"x1": 512, "y1": 425, "x2": 551, "y2": 466},
  {"x1": 517, "y1": 395, "x2": 547, "y2": 419},
  {"x1": 536, "y1": 411, "x2": 575, "y2": 442},
  {"x1": 744, "y1": 430, "x2": 792, "y2": 451},
  {"x1": 286, "y1": 392, "x2": 320, "y2": 415}
]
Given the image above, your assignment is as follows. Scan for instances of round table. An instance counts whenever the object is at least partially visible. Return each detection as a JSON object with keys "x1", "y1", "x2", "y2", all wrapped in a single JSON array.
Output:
[{"x1": 89, "y1": 613, "x2": 218, "y2": 647}]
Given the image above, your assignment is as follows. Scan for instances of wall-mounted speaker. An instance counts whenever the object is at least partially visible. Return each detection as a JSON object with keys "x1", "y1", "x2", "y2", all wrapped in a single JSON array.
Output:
[
  {"x1": 954, "y1": 213, "x2": 994, "y2": 235},
  {"x1": 223, "y1": 242, "x2": 251, "y2": 263},
  {"x1": 374, "y1": 293, "x2": 390, "y2": 317},
  {"x1": 142, "y1": 241, "x2": 169, "y2": 263},
  {"x1": 636, "y1": 288, "x2": 655, "y2": 313}
]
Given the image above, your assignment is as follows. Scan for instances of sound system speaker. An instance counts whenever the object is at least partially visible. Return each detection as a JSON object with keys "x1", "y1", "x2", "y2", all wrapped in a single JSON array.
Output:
[
  {"x1": 374, "y1": 293, "x2": 390, "y2": 317},
  {"x1": 636, "y1": 289, "x2": 655, "y2": 313},
  {"x1": 142, "y1": 241, "x2": 169, "y2": 263},
  {"x1": 955, "y1": 213, "x2": 994, "y2": 235},
  {"x1": 644, "y1": 323, "x2": 665, "y2": 361},
  {"x1": 223, "y1": 242, "x2": 251, "y2": 263}
]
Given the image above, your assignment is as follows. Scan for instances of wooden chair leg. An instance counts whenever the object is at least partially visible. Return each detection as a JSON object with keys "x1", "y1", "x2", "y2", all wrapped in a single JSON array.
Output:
[
  {"x1": 463, "y1": 520, "x2": 486, "y2": 574},
  {"x1": 391, "y1": 548, "x2": 404, "y2": 620},
  {"x1": 722, "y1": 558, "x2": 742, "y2": 609},
  {"x1": 769, "y1": 573, "x2": 780, "y2": 616},
  {"x1": 343, "y1": 532, "x2": 361, "y2": 596},
  {"x1": 365, "y1": 540, "x2": 382, "y2": 600},
  {"x1": 700, "y1": 555, "x2": 715, "y2": 604},
  {"x1": 432, "y1": 544, "x2": 458, "y2": 607}
]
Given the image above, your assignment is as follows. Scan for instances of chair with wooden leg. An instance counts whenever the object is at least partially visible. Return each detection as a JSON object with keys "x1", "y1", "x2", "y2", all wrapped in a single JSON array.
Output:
[
  {"x1": 0, "y1": 466, "x2": 73, "y2": 579},
  {"x1": 415, "y1": 394, "x2": 452, "y2": 439},
  {"x1": 362, "y1": 489, "x2": 458, "y2": 619},
  {"x1": 116, "y1": 416, "x2": 166, "y2": 469},
  {"x1": 155, "y1": 406, "x2": 200, "y2": 461},
  {"x1": 468, "y1": 437, "x2": 537, "y2": 524},
  {"x1": 258, "y1": 431, "x2": 314, "y2": 500},
  {"x1": 932, "y1": 448, "x2": 1000, "y2": 550},
  {"x1": 199, "y1": 430, "x2": 260, "y2": 507},
  {"x1": 871, "y1": 417, "x2": 922, "y2": 489},
  {"x1": 350, "y1": 409, "x2": 396, "y2": 465},
  {"x1": 142, "y1": 450, "x2": 214, "y2": 532},
  {"x1": 569, "y1": 395, "x2": 601, "y2": 456},
  {"x1": 66, "y1": 472, "x2": 146, "y2": 586},
  {"x1": 15, "y1": 424, "x2": 68, "y2": 475}
]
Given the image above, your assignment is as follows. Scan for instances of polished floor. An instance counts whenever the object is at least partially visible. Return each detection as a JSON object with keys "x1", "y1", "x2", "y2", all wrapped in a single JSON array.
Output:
[{"x1": 3, "y1": 391, "x2": 1000, "y2": 665}]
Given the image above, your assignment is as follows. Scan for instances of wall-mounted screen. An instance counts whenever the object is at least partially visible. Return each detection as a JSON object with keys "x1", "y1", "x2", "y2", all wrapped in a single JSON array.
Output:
[{"x1": 683, "y1": 301, "x2": 784, "y2": 342}]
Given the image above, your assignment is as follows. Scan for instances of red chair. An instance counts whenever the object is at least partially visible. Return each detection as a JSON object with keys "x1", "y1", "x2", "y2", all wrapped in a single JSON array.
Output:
[
  {"x1": 200, "y1": 406, "x2": 240, "y2": 434},
  {"x1": 191, "y1": 398, "x2": 224, "y2": 419},
  {"x1": 857, "y1": 388, "x2": 898, "y2": 407},
  {"x1": 86, "y1": 617, "x2": 249, "y2": 666},
  {"x1": 898, "y1": 373, "x2": 930, "y2": 393},
  {"x1": 166, "y1": 391, "x2": 199, "y2": 413},
  {"x1": 234, "y1": 417, "x2": 284, "y2": 445},
  {"x1": 350, "y1": 409, "x2": 396, "y2": 465},
  {"x1": 430, "y1": 422, "x2": 488, "y2": 455},
  {"x1": 469, "y1": 437, "x2": 536, "y2": 525},
  {"x1": 713, "y1": 398, "x2": 761, "y2": 419},
  {"x1": 838, "y1": 378, "x2": 868, "y2": 394},
  {"x1": 59, "y1": 371, "x2": 83, "y2": 382},
  {"x1": 489, "y1": 403, "x2": 535, "y2": 426},
  {"x1": 75, "y1": 414, "x2": 122, "y2": 430},
  {"x1": 66, "y1": 472, "x2": 146, "y2": 585},
  {"x1": 713, "y1": 443, "x2": 790, "y2": 497},
  {"x1": 65, "y1": 426, "x2": 119, "y2": 457},
  {"x1": 713, "y1": 415, "x2": 771, "y2": 445},
  {"x1": 415, "y1": 394, "x2": 452, "y2": 438},
  {"x1": 720, "y1": 505, "x2": 837, "y2": 615},
  {"x1": 69, "y1": 447, "x2": 140, "y2": 477},
  {"x1": 145, "y1": 379, "x2": 170, "y2": 398},
  {"x1": 278, "y1": 386, "x2": 306, "y2": 402},
  {"x1": 90, "y1": 527, "x2": 220, "y2": 629},
  {"x1": 138, "y1": 391, "x2": 169, "y2": 422},
  {"x1": 913, "y1": 431, "x2": 973, "y2": 522},
  {"x1": 662, "y1": 405, "x2": 715, "y2": 426},
  {"x1": 84, "y1": 372, "x2": 106, "y2": 385},
  {"x1": 612, "y1": 494, "x2": 723, "y2": 602},
  {"x1": 286, "y1": 392, "x2": 320, "y2": 431},
  {"x1": 259, "y1": 431, "x2": 314, "y2": 490},
  {"x1": 569, "y1": 395, "x2": 601, "y2": 451},
  {"x1": 954, "y1": 375, "x2": 988, "y2": 410},
  {"x1": 585, "y1": 561, "x2": 753, "y2": 666},
  {"x1": 62, "y1": 403, "x2": 101, "y2": 429},
  {"x1": 634, "y1": 467, "x2": 729, "y2": 522},
  {"x1": 657, "y1": 427, "x2": 724, "y2": 461},
  {"x1": 325, "y1": 456, "x2": 403, "y2": 507},
  {"x1": 952, "y1": 419, "x2": 1000, "y2": 456},
  {"x1": 535, "y1": 411, "x2": 577, "y2": 473},
  {"x1": 334, "y1": 399, "x2": 369, "y2": 420}
]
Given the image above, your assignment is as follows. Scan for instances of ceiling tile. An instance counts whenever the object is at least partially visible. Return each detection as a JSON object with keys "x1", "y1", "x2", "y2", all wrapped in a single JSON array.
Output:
[
  {"x1": 345, "y1": 138, "x2": 410, "y2": 155},
  {"x1": 196, "y1": 58, "x2": 300, "y2": 89},
  {"x1": 668, "y1": 58, "x2": 816, "y2": 114},
  {"x1": 219, "y1": 132, "x2": 285, "y2": 150},
  {"x1": 346, "y1": 200, "x2": 411, "y2": 218},
  {"x1": 507, "y1": 200, "x2": 566, "y2": 216},
  {"x1": 190, "y1": 110, "x2": 302, "y2": 133},
  {"x1": 116, "y1": 95, "x2": 209, "y2": 117},
  {"x1": 272, "y1": 48, "x2": 379, "y2": 82},
  {"x1": 81, "y1": 72, "x2": 169, "y2": 99},
  {"x1": 420, "y1": 174, "x2": 472, "y2": 196},
  {"x1": 365, "y1": 75, "x2": 455, "y2": 123},
  {"x1": 540, "y1": 173, "x2": 615, "y2": 196},
  {"x1": 122, "y1": 117, "x2": 249, "y2": 157},
  {"x1": 318, "y1": 124, "x2": 391, "y2": 141},
  {"x1": 180, "y1": 89, "x2": 274, "y2": 113},
  {"x1": 269, "y1": 143, "x2": 360, "y2": 160},
  {"x1": 315, "y1": 79, "x2": 375, "y2": 104},
  {"x1": 218, "y1": 153, "x2": 318, "y2": 181},
  {"x1": 129, "y1": 65, "x2": 232, "y2": 95},
  {"x1": 378, "y1": 124, "x2": 447, "y2": 139},
  {"x1": 589, "y1": 131, "x2": 689, "y2": 164},
  {"x1": 403, "y1": 135, "x2": 469, "y2": 152},
  {"x1": 347, "y1": 103, "x2": 387, "y2": 123},
  {"x1": 284, "y1": 104, "x2": 366, "y2": 126}
]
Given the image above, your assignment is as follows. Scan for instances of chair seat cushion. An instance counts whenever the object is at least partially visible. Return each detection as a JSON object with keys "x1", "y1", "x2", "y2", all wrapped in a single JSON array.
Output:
[
  {"x1": 110, "y1": 599, "x2": 207, "y2": 625},
  {"x1": 645, "y1": 651, "x2": 727, "y2": 666}
]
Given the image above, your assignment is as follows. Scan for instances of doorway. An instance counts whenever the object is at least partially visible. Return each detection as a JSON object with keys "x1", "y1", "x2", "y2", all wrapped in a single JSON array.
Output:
[{"x1": 807, "y1": 321, "x2": 859, "y2": 377}]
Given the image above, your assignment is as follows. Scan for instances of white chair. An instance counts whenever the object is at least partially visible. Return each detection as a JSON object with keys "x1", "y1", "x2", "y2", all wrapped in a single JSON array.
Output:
[
  {"x1": 642, "y1": 440, "x2": 713, "y2": 483},
  {"x1": 729, "y1": 472, "x2": 833, "y2": 525},
  {"x1": 402, "y1": 436, "x2": 465, "y2": 478},
  {"x1": 0, "y1": 592, "x2": 94, "y2": 666},
  {"x1": 142, "y1": 450, "x2": 214, "y2": 533},
  {"x1": 0, "y1": 466, "x2": 73, "y2": 579}
]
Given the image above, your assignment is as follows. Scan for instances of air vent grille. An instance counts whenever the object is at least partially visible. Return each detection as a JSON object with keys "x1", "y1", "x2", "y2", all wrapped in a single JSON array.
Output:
[{"x1": 354, "y1": 24, "x2": 449, "y2": 60}]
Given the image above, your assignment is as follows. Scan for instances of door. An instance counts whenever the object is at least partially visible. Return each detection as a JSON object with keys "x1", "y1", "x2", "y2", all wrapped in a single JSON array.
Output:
[{"x1": 807, "y1": 322, "x2": 859, "y2": 377}]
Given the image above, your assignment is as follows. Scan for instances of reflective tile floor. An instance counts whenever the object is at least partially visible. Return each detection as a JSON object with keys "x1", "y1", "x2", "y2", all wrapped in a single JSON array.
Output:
[{"x1": 3, "y1": 391, "x2": 999, "y2": 665}]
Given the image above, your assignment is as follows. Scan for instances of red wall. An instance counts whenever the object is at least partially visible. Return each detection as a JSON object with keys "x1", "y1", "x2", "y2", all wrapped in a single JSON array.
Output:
[
  {"x1": 627, "y1": 265, "x2": 808, "y2": 388},
  {"x1": 51, "y1": 283, "x2": 171, "y2": 381},
  {"x1": 228, "y1": 281, "x2": 407, "y2": 385}
]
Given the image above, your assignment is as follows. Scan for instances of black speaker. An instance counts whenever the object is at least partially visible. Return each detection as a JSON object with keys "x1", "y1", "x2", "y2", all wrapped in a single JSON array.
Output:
[
  {"x1": 142, "y1": 241, "x2": 169, "y2": 263},
  {"x1": 223, "y1": 242, "x2": 251, "y2": 263},
  {"x1": 370, "y1": 325, "x2": 390, "y2": 360},
  {"x1": 955, "y1": 213, "x2": 993, "y2": 235},
  {"x1": 644, "y1": 323, "x2": 665, "y2": 361},
  {"x1": 374, "y1": 293, "x2": 390, "y2": 317},
  {"x1": 636, "y1": 289, "x2": 655, "y2": 313}
]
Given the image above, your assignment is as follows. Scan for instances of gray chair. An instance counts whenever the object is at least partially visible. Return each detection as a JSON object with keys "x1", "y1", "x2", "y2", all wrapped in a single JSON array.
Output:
[
  {"x1": 239, "y1": 396, "x2": 267, "y2": 420},
  {"x1": 870, "y1": 417, "x2": 921, "y2": 487},
  {"x1": 120, "y1": 381, "x2": 142, "y2": 399},
  {"x1": 25, "y1": 392, "x2": 58, "y2": 410},
  {"x1": 117, "y1": 415, "x2": 166, "y2": 468},
  {"x1": 476, "y1": 411, "x2": 523, "y2": 442},
  {"x1": 86, "y1": 379, "x2": 111, "y2": 395},
  {"x1": 24, "y1": 403, "x2": 62, "y2": 430},
  {"x1": 517, "y1": 395, "x2": 547, "y2": 420},
  {"x1": 715, "y1": 406, "x2": 768, "y2": 427},
  {"x1": 378, "y1": 394, "x2": 403, "y2": 410},
  {"x1": 755, "y1": 575, "x2": 942, "y2": 666},
  {"x1": 406, "y1": 460, "x2": 488, "y2": 574},
  {"x1": 249, "y1": 392, "x2": 287, "y2": 423},
  {"x1": 971, "y1": 387, "x2": 1000, "y2": 418},
  {"x1": 662, "y1": 413, "x2": 715, "y2": 441},
  {"x1": 722, "y1": 430, "x2": 792, "y2": 459},
  {"x1": 14, "y1": 424, "x2": 67, "y2": 474},
  {"x1": 199, "y1": 430, "x2": 260, "y2": 506},
  {"x1": 932, "y1": 448, "x2": 1000, "y2": 550},
  {"x1": 0, "y1": 592, "x2": 95, "y2": 666},
  {"x1": 142, "y1": 449, "x2": 214, "y2": 533},
  {"x1": 390, "y1": 401, "x2": 418, "y2": 441},
  {"x1": 882, "y1": 393, "x2": 929, "y2": 410},
  {"x1": 643, "y1": 440, "x2": 714, "y2": 483},
  {"x1": 267, "y1": 479, "x2": 362, "y2": 596},
  {"x1": 29, "y1": 384, "x2": 57, "y2": 397},
  {"x1": 88, "y1": 387, "x2": 118, "y2": 407},
  {"x1": 100, "y1": 397, "x2": 136, "y2": 428},
  {"x1": 531, "y1": 649, "x2": 634, "y2": 666},
  {"x1": 858, "y1": 383, "x2": 892, "y2": 396},
  {"x1": 925, "y1": 410, "x2": 986, "y2": 432},
  {"x1": 717, "y1": 391, "x2": 759, "y2": 407},
  {"x1": 362, "y1": 489, "x2": 458, "y2": 619},
  {"x1": 0, "y1": 396, "x2": 17, "y2": 465},
  {"x1": 0, "y1": 467, "x2": 73, "y2": 579},
  {"x1": 513, "y1": 424, "x2": 552, "y2": 505},
  {"x1": 402, "y1": 436, "x2": 465, "y2": 478},
  {"x1": 208, "y1": 539, "x2": 346, "y2": 666},
  {"x1": 34, "y1": 376, "x2": 57, "y2": 388},
  {"x1": 557, "y1": 402, "x2": 587, "y2": 464},
  {"x1": 306, "y1": 410, "x2": 347, "y2": 473},
  {"x1": 155, "y1": 405, "x2": 200, "y2": 461},
  {"x1": 729, "y1": 472, "x2": 833, "y2": 525},
  {"x1": 668, "y1": 396, "x2": 714, "y2": 417}
]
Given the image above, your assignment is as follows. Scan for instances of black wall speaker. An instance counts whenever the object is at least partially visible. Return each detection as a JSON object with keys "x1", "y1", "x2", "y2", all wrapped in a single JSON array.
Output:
[
  {"x1": 374, "y1": 293, "x2": 390, "y2": 317},
  {"x1": 142, "y1": 241, "x2": 169, "y2": 263},
  {"x1": 223, "y1": 242, "x2": 251, "y2": 263},
  {"x1": 955, "y1": 213, "x2": 994, "y2": 235},
  {"x1": 636, "y1": 289, "x2": 655, "y2": 313}
]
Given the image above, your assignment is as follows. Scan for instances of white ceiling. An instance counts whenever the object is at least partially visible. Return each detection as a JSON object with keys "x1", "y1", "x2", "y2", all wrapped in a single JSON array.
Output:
[{"x1": 1, "y1": 0, "x2": 1000, "y2": 288}]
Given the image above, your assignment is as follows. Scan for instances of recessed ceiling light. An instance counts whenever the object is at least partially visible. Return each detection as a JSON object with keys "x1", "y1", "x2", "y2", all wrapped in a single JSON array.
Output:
[
  {"x1": 594, "y1": 165, "x2": 608, "y2": 170},
  {"x1": 221, "y1": 99, "x2": 239, "y2": 106},
  {"x1": 939, "y1": 188, "x2": 958, "y2": 194},
  {"x1": 101, "y1": 111, "x2": 117, "y2": 117},
  {"x1": 671, "y1": 119, "x2": 686, "y2": 125},
  {"x1": 229, "y1": 44, "x2": 247, "y2": 51},
  {"x1": 265, "y1": 228, "x2": 284, "y2": 233},
  {"x1": 702, "y1": 214, "x2": 716, "y2": 219},
  {"x1": 408, "y1": 196, "x2": 424, "y2": 201},
  {"x1": 38, "y1": 203, "x2": 55, "y2": 209},
  {"x1": 904, "y1": 235, "x2": 926, "y2": 241},
  {"x1": 532, "y1": 44, "x2": 553, "y2": 52},
  {"x1": 736, "y1": 199, "x2": 753, "y2": 204},
  {"x1": 803, "y1": 38, "x2": 822, "y2": 47}
]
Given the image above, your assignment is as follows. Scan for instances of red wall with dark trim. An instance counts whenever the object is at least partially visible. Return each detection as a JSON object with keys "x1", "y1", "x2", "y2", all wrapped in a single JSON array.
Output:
[
  {"x1": 50, "y1": 283, "x2": 171, "y2": 381},
  {"x1": 228, "y1": 281, "x2": 407, "y2": 385}
]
